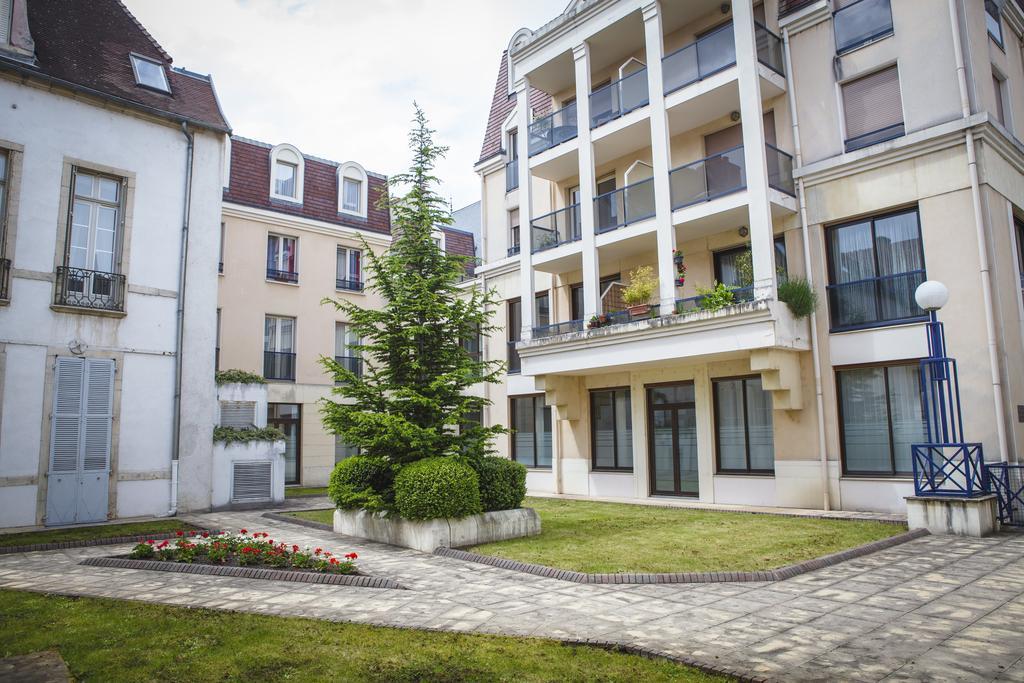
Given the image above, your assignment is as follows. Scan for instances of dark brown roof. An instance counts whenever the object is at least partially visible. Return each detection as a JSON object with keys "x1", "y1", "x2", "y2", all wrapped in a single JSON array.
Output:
[
  {"x1": 477, "y1": 51, "x2": 551, "y2": 165},
  {"x1": 442, "y1": 227, "x2": 477, "y2": 277},
  {"x1": 223, "y1": 137, "x2": 391, "y2": 235},
  {"x1": 0, "y1": 0, "x2": 229, "y2": 132}
]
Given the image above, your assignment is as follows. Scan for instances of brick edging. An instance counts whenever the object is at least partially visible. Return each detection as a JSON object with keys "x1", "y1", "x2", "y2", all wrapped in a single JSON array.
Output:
[
  {"x1": 79, "y1": 556, "x2": 404, "y2": 589},
  {"x1": 261, "y1": 511, "x2": 333, "y2": 531},
  {"x1": 435, "y1": 528, "x2": 929, "y2": 585},
  {"x1": 0, "y1": 528, "x2": 218, "y2": 556}
]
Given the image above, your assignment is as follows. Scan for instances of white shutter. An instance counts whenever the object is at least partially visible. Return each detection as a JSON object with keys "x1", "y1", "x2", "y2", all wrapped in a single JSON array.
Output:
[
  {"x1": 82, "y1": 359, "x2": 114, "y2": 472},
  {"x1": 51, "y1": 357, "x2": 84, "y2": 474},
  {"x1": 0, "y1": 0, "x2": 11, "y2": 45},
  {"x1": 220, "y1": 401, "x2": 256, "y2": 428},
  {"x1": 232, "y1": 461, "x2": 272, "y2": 502},
  {"x1": 842, "y1": 66, "x2": 903, "y2": 139}
]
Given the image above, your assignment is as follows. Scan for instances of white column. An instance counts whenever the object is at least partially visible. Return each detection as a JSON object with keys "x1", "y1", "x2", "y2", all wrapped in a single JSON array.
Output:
[
  {"x1": 733, "y1": 0, "x2": 777, "y2": 299},
  {"x1": 643, "y1": 2, "x2": 677, "y2": 312},
  {"x1": 515, "y1": 77, "x2": 536, "y2": 338},
  {"x1": 573, "y1": 43, "x2": 601, "y2": 320}
]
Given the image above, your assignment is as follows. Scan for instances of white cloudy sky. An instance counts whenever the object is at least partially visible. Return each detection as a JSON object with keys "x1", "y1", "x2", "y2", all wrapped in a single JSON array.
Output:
[{"x1": 124, "y1": 0, "x2": 558, "y2": 209}]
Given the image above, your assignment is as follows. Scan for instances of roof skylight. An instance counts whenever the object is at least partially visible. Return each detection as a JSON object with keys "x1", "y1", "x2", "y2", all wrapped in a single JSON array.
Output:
[{"x1": 130, "y1": 53, "x2": 170, "y2": 93}]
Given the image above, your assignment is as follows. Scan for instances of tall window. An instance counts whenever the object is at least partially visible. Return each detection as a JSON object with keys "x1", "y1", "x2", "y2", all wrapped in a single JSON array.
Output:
[
  {"x1": 508, "y1": 209, "x2": 520, "y2": 257},
  {"x1": 825, "y1": 208, "x2": 926, "y2": 331},
  {"x1": 268, "y1": 403, "x2": 301, "y2": 484},
  {"x1": 986, "y1": 0, "x2": 1003, "y2": 48},
  {"x1": 591, "y1": 388, "x2": 633, "y2": 471},
  {"x1": 342, "y1": 178, "x2": 360, "y2": 212},
  {"x1": 218, "y1": 222, "x2": 225, "y2": 273},
  {"x1": 511, "y1": 394, "x2": 551, "y2": 468},
  {"x1": 267, "y1": 234, "x2": 297, "y2": 282},
  {"x1": 535, "y1": 291, "x2": 550, "y2": 329},
  {"x1": 506, "y1": 130, "x2": 519, "y2": 192},
  {"x1": 69, "y1": 171, "x2": 121, "y2": 275},
  {"x1": 0, "y1": 149, "x2": 8, "y2": 301},
  {"x1": 334, "y1": 322, "x2": 361, "y2": 378},
  {"x1": 837, "y1": 363, "x2": 925, "y2": 476},
  {"x1": 336, "y1": 246, "x2": 362, "y2": 291},
  {"x1": 842, "y1": 66, "x2": 904, "y2": 152},
  {"x1": 270, "y1": 144, "x2": 303, "y2": 202},
  {"x1": 264, "y1": 315, "x2": 296, "y2": 381},
  {"x1": 338, "y1": 162, "x2": 367, "y2": 217},
  {"x1": 992, "y1": 70, "x2": 1008, "y2": 126},
  {"x1": 507, "y1": 298, "x2": 521, "y2": 374},
  {"x1": 274, "y1": 161, "x2": 297, "y2": 198},
  {"x1": 215, "y1": 308, "x2": 222, "y2": 371},
  {"x1": 1015, "y1": 216, "x2": 1023, "y2": 296},
  {"x1": 713, "y1": 376, "x2": 774, "y2": 473},
  {"x1": 713, "y1": 238, "x2": 788, "y2": 300}
]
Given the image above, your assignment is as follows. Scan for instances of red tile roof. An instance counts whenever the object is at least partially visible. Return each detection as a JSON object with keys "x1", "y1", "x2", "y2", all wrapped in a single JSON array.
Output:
[
  {"x1": 0, "y1": 0, "x2": 229, "y2": 132},
  {"x1": 477, "y1": 51, "x2": 551, "y2": 165},
  {"x1": 223, "y1": 137, "x2": 391, "y2": 235}
]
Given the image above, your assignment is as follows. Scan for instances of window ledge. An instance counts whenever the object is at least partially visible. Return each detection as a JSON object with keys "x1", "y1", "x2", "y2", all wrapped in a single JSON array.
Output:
[
  {"x1": 591, "y1": 468, "x2": 634, "y2": 474},
  {"x1": 266, "y1": 279, "x2": 300, "y2": 287},
  {"x1": 270, "y1": 194, "x2": 303, "y2": 205},
  {"x1": 338, "y1": 210, "x2": 368, "y2": 220},
  {"x1": 840, "y1": 475, "x2": 913, "y2": 482},
  {"x1": 714, "y1": 471, "x2": 776, "y2": 478},
  {"x1": 836, "y1": 30, "x2": 893, "y2": 57},
  {"x1": 50, "y1": 304, "x2": 126, "y2": 319},
  {"x1": 335, "y1": 288, "x2": 366, "y2": 296}
]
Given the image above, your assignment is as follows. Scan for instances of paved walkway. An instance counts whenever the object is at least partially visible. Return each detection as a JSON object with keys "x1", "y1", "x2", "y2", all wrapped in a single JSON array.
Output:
[{"x1": 1, "y1": 508, "x2": 1023, "y2": 682}]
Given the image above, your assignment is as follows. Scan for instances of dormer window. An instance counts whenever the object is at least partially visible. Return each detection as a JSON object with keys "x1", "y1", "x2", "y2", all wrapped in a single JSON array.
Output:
[
  {"x1": 337, "y1": 161, "x2": 368, "y2": 218},
  {"x1": 130, "y1": 54, "x2": 170, "y2": 93},
  {"x1": 269, "y1": 144, "x2": 304, "y2": 203}
]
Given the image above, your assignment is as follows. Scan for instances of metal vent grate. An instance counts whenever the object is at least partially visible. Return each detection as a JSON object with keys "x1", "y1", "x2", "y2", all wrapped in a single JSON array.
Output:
[
  {"x1": 231, "y1": 461, "x2": 272, "y2": 502},
  {"x1": 220, "y1": 401, "x2": 256, "y2": 428}
]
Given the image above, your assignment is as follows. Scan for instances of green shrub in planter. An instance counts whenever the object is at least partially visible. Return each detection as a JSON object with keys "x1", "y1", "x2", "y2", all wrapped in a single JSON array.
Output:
[
  {"x1": 777, "y1": 277, "x2": 818, "y2": 319},
  {"x1": 393, "y1": 458, "x2": 482, "y2": 521},
  {"x1": 475, "y1": 456, "x2": 527, "y2": 512},
  {"x1": 328, "y1": 455, "x2": 395, "y2": 513}
]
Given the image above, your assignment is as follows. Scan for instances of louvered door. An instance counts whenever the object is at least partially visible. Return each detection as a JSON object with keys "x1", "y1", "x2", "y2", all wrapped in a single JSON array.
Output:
[{"x1": 46, "y1": 357, "x2": 114, "y2": 525}]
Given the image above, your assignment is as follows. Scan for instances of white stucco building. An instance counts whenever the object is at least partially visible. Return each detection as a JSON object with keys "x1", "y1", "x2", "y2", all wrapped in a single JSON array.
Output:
[{"x1": 0, "y1": 0, "x2": 229, "y2": 527}]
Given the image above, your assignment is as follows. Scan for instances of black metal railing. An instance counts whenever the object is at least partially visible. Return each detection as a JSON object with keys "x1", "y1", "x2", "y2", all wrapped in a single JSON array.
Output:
[
  {"x1": 834, "y1": 0, "x2": 893, "y2": 54},
  {"x1": 336, "y1": 278, "x2": 364, "y2": 292},
  {"x1": 218, "y1": 261, "x2": 224, "y2": 274},
  {"x1": 755, "y1": 21, "x2": 785, "y2": 75},
  {"x1": 263, "y1": 350, "x2": 296, "y2": 381},
  {"x1": 54, "y1": 266, "x2": 126, "y2": 312},
  {"x1": 528, "y1": 102, "x2": 578, "y2": 157},
  {"x1": 594, "y1": 178, "x2": 656, "y2": 233},
  {"x1": 670, "y1": 145, "x2": 746, "y2": 209},
  {"x1": 0, "y1": 257, "x2": 9, "y2": 301},
  {"x1": 826, "y1": 269, "x2": 927, "y2": 332},
  {"x1": 334, "y1": 355, "x2": 363, "y2": 378},
  {"x1": 845, "y1": 122, "x2": 904, "y2": 153},
  {"x1": 532, "y1": 319, "x2": 584, "y2": 338},
  {"x1": 532, "y1": 204, "x2": 582, "y2": 253},
  {"x1": 766, "y1": 144, "x2": 796, "y2": 196},
  {"x1": 267, "y1": 268, "x2": 299, "y2": 283},
  {"x1": 508, "y1": 245, "x2": 521, "y2": 258},
  {"x1": 663, "y1": 23, "x2": 736, "y2": 95},
  {"x1": 591, "y1": 68, "x2": 649, "y2": 129},
  {"x1": 505, "y1": 159, "x2": 519, "y2": 191},
  {"x1": 674, "y1": 286, "x2": 756, "y2": 314},
  {"x1": 507, "y1": 340, "x2": 521, "y2": 374}
]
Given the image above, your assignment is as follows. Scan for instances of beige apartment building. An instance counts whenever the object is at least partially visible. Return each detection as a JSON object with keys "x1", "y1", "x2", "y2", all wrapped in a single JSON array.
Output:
[{"x1": 466, "y1": 0, "x2": 1024, "y2": 513}]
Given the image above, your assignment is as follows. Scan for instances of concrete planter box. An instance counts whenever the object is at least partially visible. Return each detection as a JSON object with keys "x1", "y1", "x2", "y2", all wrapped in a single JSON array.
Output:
[
  {"x1": 906, "y1": 494, "x2": 999, "y2": 537},
  {"x1": 333, "y1": 507, "x2": 541, "y2": 552}
]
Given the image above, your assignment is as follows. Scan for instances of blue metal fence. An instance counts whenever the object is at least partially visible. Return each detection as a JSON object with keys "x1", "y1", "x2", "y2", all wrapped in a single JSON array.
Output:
[{"x1": 986, "y1": 463, "x2": 1024, "y2": 526}]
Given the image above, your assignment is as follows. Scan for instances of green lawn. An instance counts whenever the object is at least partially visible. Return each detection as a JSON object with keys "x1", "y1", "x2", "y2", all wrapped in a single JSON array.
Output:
[
  {"x1": 285, "y1": 508, "x2": 334, "y2": 525},
  {"x1": 0, "y1": 519, "x2": 199, "y2": 548},
  {"x1": 0, "y1": 590, "x2": 725, "y2": 682},
  {"x1": 469, "y1": 497, "x2": 905, "y2": 574},
  {"x1": 285, "y1": 486, "x2": 329, "y2": 498}
]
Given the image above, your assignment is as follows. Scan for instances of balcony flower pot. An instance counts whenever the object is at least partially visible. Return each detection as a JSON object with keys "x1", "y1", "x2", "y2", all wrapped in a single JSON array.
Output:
[
  {"x1": 627, "y1": 303, "x2": 651, "y2": 318},
  {"x1": 672, "y1": 253, "x2": 684, "y2": 267},
  {"x1": 674, "y1": 276, "x2": 685, "y2": 287}
]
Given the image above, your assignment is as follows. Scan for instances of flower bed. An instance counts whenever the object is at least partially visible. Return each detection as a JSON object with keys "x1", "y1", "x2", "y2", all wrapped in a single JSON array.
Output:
[{"x1": 127, "y1": 529, "x2": 357, "y2": 575}]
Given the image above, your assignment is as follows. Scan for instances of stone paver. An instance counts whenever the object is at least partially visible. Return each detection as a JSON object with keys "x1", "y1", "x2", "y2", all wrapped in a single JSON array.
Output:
[{"x1": 1, "y1": 508, "x2": 1022, "y2": 682}]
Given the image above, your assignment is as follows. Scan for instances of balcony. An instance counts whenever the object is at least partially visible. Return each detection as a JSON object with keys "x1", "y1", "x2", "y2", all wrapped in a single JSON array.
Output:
[
  {"x1": 53, "y1": 266, "x2": 126, "y2": 313},
  {"x1": 0, "y1": 257, "x2": 9, "y2": 301},
  {"x1": 507, "y1": 245, "x2": 521, "y2": 258},
  {"x1": 333, "y1": 355, "x2": 363, "y2": 379},
  {"x1": 533, "y1": 319, "x2": 584, "y2": 339},
  {"x1": 336, "y1": 278, "x2": 364, "y2": 292},
  {"x1": 833, "y1": 0, "x2": 893, "y2": 54},
  {"x1": 766, "y1": 144, "x2": 796, "y2": 195},
  {"x1": 263, "y1": 350, "x2": 296, "y2": 381},
  {"x1": 528, "y1": 102, "x2": 578, "y2": 157},
  {"x1": 594, "y1": 178, "x2": 655, "y2": 234},
  {"x1": 267, "y1": 268, "x2": 298, "y2": 284},
  {"x1": 755, "y1": 22, "x2": 785, "y2": 75},
  {"x1": 663, "y1": 23, "x2": 735, "y2": 96},
  {"x1": 670, "y1": 145, "x2": 746, "y2": 210},
  {"x1": 505, "y1": 159, "x2": 519, "y2": 192},
  {"x1": 590, "y1": 68, "x2": 649, "y2": 130},
  {"x1": 532, "y1": 204, "x2": 582, "y2": 254}
]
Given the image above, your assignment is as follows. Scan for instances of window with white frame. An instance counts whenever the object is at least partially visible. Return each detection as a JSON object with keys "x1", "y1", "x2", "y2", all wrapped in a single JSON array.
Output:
[
  {"x1": 841, "y1": 65, "x2": 904, "y2": 152},
  {"x1": 266, "y1": 234, "x2": 297, "y2": 282},
  {"x1": 130, "y1": 53, "x2": 170, "y2": 93},
  {"x1": 269, "y1": 144, "x2": 304, "y2": 202},
  {"x1": 336, "y1": 246, "x2": 362, "y2": 291},
  {"x1": 334, "y1": 322, "x2": 362, "y2": 380},
  {"x1": 0, "y1": 0, "x2": 11, "y2": 45},
  {"x1": 264, "y1": 315, "x2": 296, "y2": 381},
  {"x1": 337, "y1": 162, "x2": 368, "y2": 217}
]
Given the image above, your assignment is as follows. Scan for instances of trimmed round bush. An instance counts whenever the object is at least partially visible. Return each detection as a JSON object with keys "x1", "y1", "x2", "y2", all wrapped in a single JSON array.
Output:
[
  {"x1": 476, "y1": 456, "x2": 527, "y2": 512},
  {"x1": 328, "y1": 455, "x2": 394, "y2": 512},
  {"x1": 393, "y1": 458, "x2": 482, "y2": 521}
]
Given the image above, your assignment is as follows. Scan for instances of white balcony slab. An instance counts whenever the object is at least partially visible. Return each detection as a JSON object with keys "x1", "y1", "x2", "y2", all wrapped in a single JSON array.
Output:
[
  {"x1": 529, "y1": 137, "x2": 579, "y2": 182},
  {"x1": 532, "y1": 240, "x2": 583, "y2": 273}
]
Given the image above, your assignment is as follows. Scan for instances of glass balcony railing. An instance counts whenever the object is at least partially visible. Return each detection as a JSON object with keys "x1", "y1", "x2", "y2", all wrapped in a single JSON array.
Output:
[
  {"x1": 505, "y1": 159, "x2": 519, "y2": 192},
  {"x1": 755, "y1": 21, "x2": 785, "y2": 75},
  {"x1": 590, "y1": 68, "x2": 649, "y2": 129},
  {"x1": 766, "y1": 144, "x2": 795, "y2": 196},
  {"x1": 669, "y1": 145, "x2": 746, "y2": 209},
  {"x1": 834, "y1": 0, "x2": 893, "y2": 54},
  {"x1": 528, "y1": 102, "x2": 578, "y2": 157},
  {"x1": 531, "y1": 204, "x2": 582, "y2": 253},
  {"x1": 594, "y1": 178, "x2": 656, "y2": 233},
  {"x1": 663, "y1": 23, "x2": 735, "y2": 95},
  {"x1": 532, "y1": 319, "x2": 585, "y2": 338}
]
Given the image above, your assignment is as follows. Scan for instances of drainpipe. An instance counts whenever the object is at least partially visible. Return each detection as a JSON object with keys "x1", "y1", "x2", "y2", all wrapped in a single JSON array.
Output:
[
  {"x1": 948, "y1": 0, "x2": 1010, "y2": 463},
  {"x1": 170, "y1": 122, "x2": 196, "y2": 515},
  {"x1": 782, "y1": 27, "x2": 832, "y2": 511}
]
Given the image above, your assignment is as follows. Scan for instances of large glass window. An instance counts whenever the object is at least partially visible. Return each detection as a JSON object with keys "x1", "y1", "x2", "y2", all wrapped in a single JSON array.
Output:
[
  {"x1": 507, "y1": 298, "x2": 521, "y2": 374},
  {"x1": 986, "y1": 0, "x2": 1003, "y2": 48},
  {"x1": 535, "y1": 291, "x2": 550, "y2": 329},
  {"x1": 336, "y1": 246, "x2": 362, "y2": 290},
  {"x1": 511, "y1": 395, "x2": 551, "y2": 469},
  {"x1": 837, "y1": 363, "x2": 925, "y2": 476},
  {"x1": 274, "y1": 161, "x2": 297, "y2": 198},
  {"x1": 825, "y1": 208, "x2": 926, "y2": 331},
  {"x1": 267, "y1": 234, "x2": 297, "y2": 282},
  {"x1": 264, "y1": 315, "x2": 296, "y2": 381},
  {"x1": 713, "y1": 238, "x2": 788, "y2": 301},
  {"x1": 342, "y1": 178, "x2": 361, "y2": 213},
  {"x1": 833, "y1": 0, "x2": 893, "y2": 54},
  {"x1": 591, "y1": 388, "x2": 633, "y2": 471},
  {"x1": 713, "y1": 376, "x2": 774, "y2": 473},
  {"x1": 69, "y1": 171, "x2": 121, "y2": 275},
  {"x1": 268, "y1": 403, "x2": 301, "y2": 484},
  {"x1": 841, "y1": 66, "x2": 904, "y2": 152}
]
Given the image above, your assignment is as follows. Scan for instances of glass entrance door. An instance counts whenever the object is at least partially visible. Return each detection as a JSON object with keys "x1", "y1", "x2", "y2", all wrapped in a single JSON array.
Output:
[{"x1": 647, "y1": 383, "x2": 699, "y2": 496}]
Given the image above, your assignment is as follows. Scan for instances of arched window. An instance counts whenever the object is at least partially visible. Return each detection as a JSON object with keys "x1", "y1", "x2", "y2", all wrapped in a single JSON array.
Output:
[
  {"x1": 337, "y1": 161, "x2": 368, "y2": 218},
  {"x1": 269, "y1": 144, "x2": 304, "y2": 203}
]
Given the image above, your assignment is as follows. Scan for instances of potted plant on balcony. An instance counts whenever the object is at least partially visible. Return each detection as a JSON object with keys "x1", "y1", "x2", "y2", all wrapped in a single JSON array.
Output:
[{"x1": 622, "y1": 265, "x2": 657, "y2": 318}]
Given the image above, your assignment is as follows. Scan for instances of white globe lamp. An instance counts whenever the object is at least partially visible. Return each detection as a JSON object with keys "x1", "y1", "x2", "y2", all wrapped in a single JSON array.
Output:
[{"x1": 915, "y1": 280, "x2": 949, "y2": 312}]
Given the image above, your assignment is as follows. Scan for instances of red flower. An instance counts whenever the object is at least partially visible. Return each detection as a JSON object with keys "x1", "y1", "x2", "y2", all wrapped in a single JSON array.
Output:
[
  {"x1": 292, "y1": 545, "x2": 299, "y2": 553},
  {"x1": 175, "y1": 530, "x2": 184, "y2": 537},
  {"x1": 324, "y1": 552, "x2": 332, "y2": 557},
  {"x1": 329, "y1": 558, "x2": 338, "y2": 565},
  {"x1": 201, "y1": 532, "x2": 209, "y2": 538},
  {"x1": 189, "y1": 531, "x2": 196, "y2": 537},
  {"x1": 314, "y1": 548, "x2": 322, "y2": 556},
  {"x1": 345, "y1": 552, "x2": 358, "y2": 560},
  {"x1": 240, "y1": 528, "x2": 248, "y2": 535},
  {"x1": 146, "y1": 540, "x2": 155, "y2": 545},
  {"x1": 157, "y1": 541, "x2": 168, "y2": 549}
]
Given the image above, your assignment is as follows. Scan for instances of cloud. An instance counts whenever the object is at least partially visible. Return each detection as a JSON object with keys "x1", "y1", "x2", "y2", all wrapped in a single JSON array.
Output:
[{"x1": 124, "y1": 0, "x2": 555, "y2": 210}]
